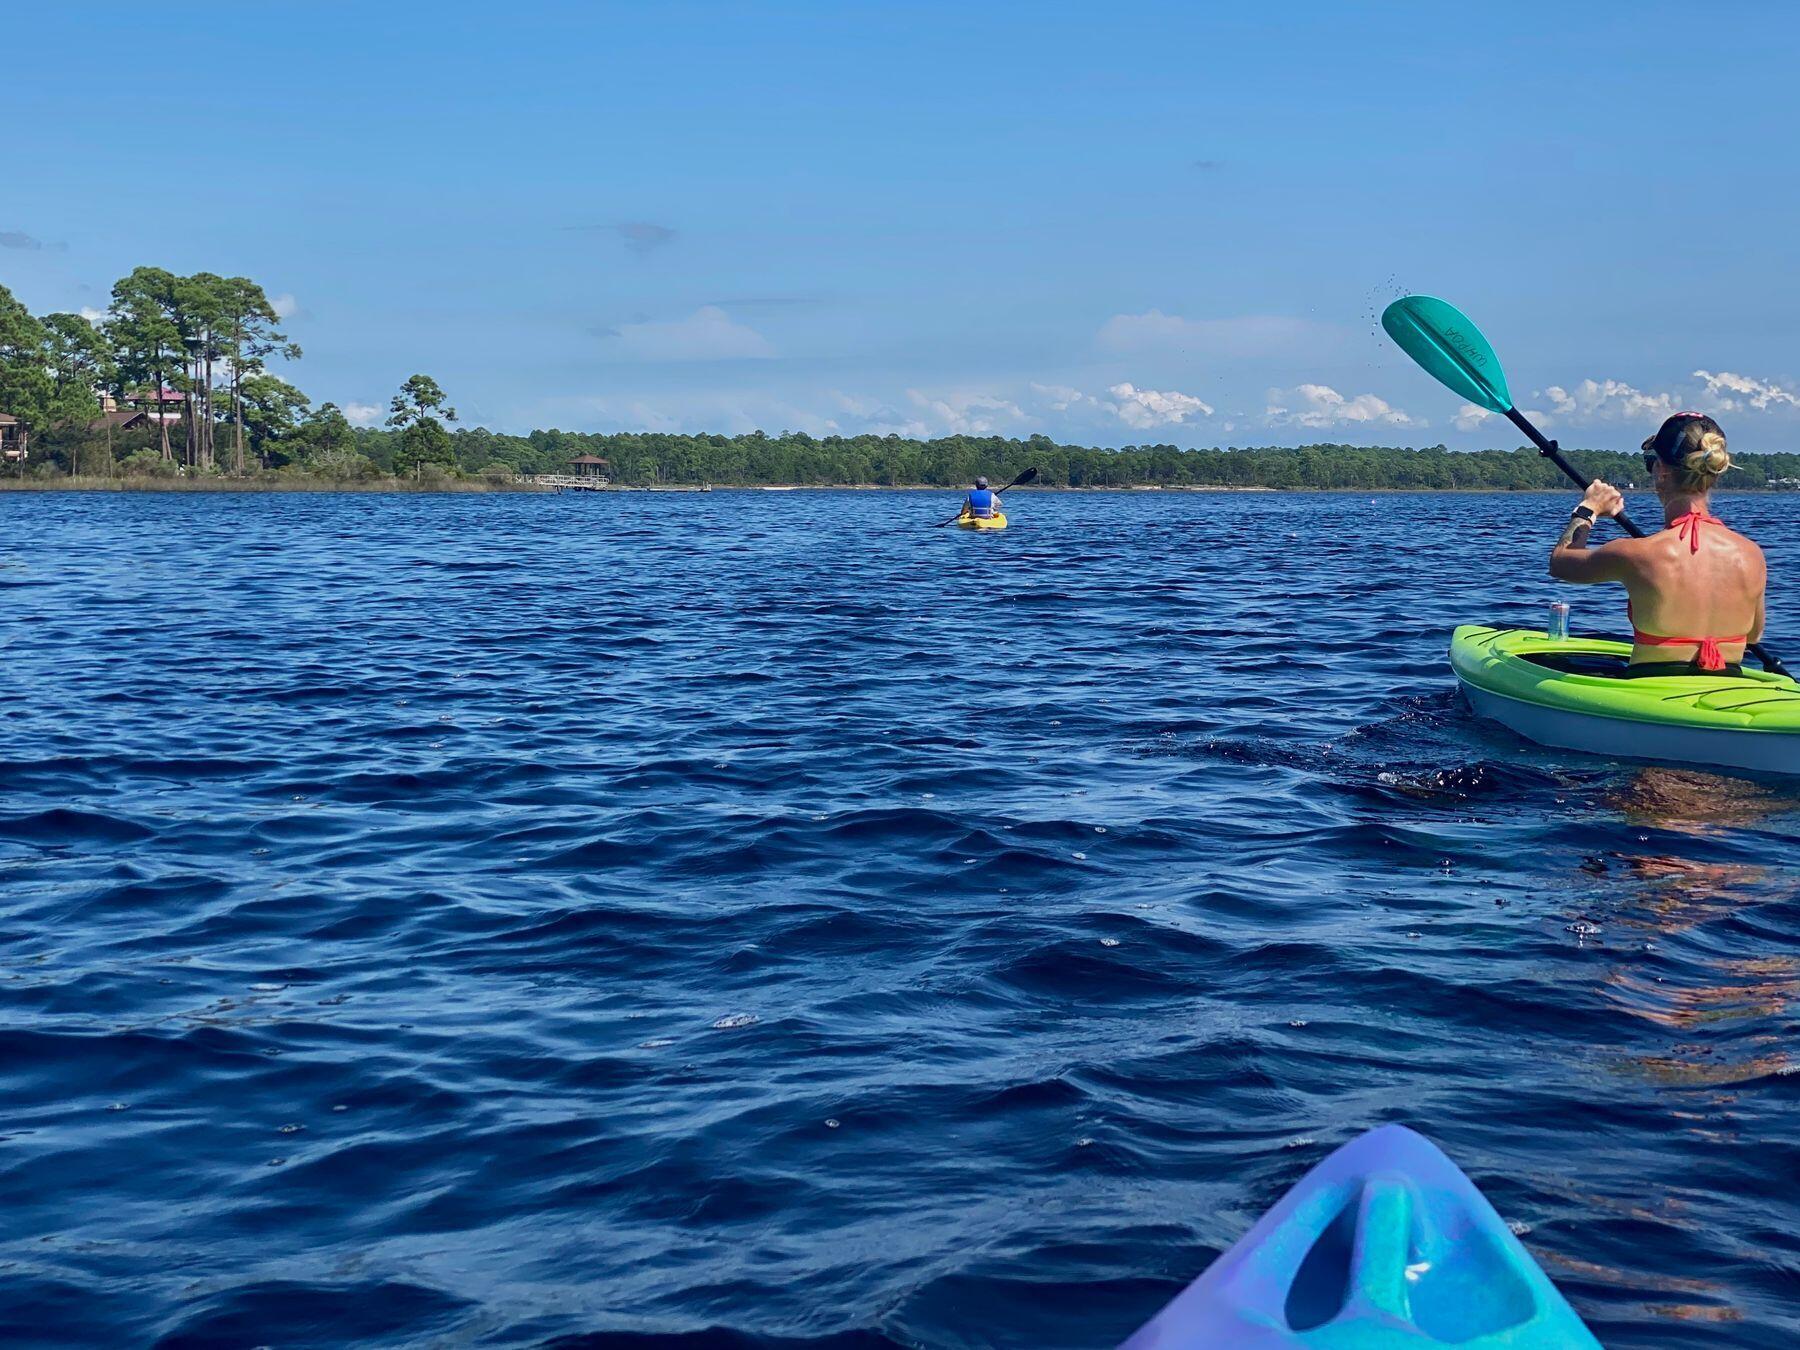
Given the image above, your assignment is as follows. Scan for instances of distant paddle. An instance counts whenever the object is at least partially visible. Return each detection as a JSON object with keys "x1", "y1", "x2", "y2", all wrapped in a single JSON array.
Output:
[
  {"x1": 1381, "y1": 295, "x2": 1789, "y2": 678},
  {"x1": 936, "y1": 465, "x2": 1039, "y2": 526}
]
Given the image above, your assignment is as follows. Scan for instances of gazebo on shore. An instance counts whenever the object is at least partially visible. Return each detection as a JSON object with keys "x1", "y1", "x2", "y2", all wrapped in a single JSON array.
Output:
[{"x1": 568, "y1": 454, "x2": 610, "y2": 483}]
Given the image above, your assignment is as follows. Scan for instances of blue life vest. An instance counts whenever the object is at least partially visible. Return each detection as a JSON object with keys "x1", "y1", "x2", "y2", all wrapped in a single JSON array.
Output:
[{"x1": 966, "y1": 488, "x2": 996, "y2": 517}]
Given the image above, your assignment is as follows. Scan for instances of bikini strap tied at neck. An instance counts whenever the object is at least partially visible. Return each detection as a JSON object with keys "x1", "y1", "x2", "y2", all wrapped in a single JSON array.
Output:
[{"x1": 1671, "y1": 510, "x2": 1722, "y2": 555}]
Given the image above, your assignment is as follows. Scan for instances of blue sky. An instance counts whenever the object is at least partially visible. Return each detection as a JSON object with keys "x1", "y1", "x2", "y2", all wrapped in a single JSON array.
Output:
[{"x1": 6, "y1": 1, "x2": 1800, "y2": 449}]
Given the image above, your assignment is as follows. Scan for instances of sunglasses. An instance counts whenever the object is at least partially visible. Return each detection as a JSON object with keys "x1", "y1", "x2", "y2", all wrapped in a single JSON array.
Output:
[{"x1": 1643, "y1": 451, "x2": 1659, "y2": 474}]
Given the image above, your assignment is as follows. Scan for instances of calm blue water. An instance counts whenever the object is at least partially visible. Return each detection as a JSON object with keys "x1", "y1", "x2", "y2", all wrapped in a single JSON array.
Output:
[{"x1": 2, "y1": 488, "x2": 1798, "y2": 1349}]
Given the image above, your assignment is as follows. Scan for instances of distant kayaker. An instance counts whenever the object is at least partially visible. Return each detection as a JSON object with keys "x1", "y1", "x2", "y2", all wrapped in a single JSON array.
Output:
[
  {"x1": 1550, "y1": 412, "x2": 1766, "y2": 676},
  {"x1": 964, "y1": 476, "x2": 1000, "y2": 520}
]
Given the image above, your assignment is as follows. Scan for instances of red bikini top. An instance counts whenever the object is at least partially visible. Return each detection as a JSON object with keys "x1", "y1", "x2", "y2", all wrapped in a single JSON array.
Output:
[{"x1": 1629, "y1": 512, "x2": 1746, "y2": 672}]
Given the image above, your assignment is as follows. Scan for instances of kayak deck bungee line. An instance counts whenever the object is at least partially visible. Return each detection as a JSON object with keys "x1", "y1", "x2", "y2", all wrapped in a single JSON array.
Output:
[
  {"x1": 1453, "y1": 625, "x2": 1800, "y2": 776},
  {"x1": 1122, "y1": 1125, "x2": 1600, "y2": 1348},
  {"x1": 956, "y1": 510, "x2": 1007, "y2": 530}
]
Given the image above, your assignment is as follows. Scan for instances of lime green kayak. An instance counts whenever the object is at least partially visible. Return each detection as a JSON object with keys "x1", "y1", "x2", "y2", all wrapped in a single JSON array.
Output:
[{"x1": 1452, "y1": 625, "x2": 1800, "y2": 775}]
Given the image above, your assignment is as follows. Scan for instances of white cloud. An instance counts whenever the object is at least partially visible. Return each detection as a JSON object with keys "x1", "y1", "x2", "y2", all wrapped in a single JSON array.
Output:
[
  {"x1": 1453, "y1": 404, "x2": 1494, "y2": 431},
  {"x1": 77, "y1": 306, "x2": 107, "y2": 324},
  {"x1": 599, "y1": 306, "x2": 774, "y2": 362},
  {"x1": 665, "y1": 396, "x2": 841, "y2": 436},
  {"x1": 1105, "y1": 381, "x2": 1213, "y2": 429},
  {"x1": 271, "y1": 293, "x2": 299, "y2": 319},
  {"x1": 1266, "y1": 384, "x2": 1413, "y2": 428},
  {"x1": 1540, "y1": 379, "x2": 1677, "y2": 421},
  {"x1": 563, "y1": 388, "x2": 1022, "y2": 440},
  {"x1": 1029, "y1": 382, "x2": 1094, "y2": 412},
  {"x1": 540, "y1": 390, "x2": 895, "y2": 438},
  {"x1": 1693, "y1": 369, "x2": 1800, "y2": 412},
  {"x1": 1097, "y1": 310, "x2": 1327, "y2": 357},
  {"x1": 904, "y1": 389, "x2": 1025, "y2": 436},
  {"x1": 825, "y1": 392, "x2": 931, "y2": 437},
  {"x1": 344, "y1": 402, "x2": 384, "y2": 426},
  {"x1": 556, "y1": 379, "x2": 1266, "y2": 440},
  {"x1": 1532, "y1": 371, "x2": 1800, "y2": 424}
]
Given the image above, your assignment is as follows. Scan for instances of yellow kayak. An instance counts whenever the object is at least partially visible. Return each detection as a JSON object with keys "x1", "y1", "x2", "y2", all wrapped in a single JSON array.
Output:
[{"x1": 957, "y1": 510, "x2": 1007, "y2": 531}]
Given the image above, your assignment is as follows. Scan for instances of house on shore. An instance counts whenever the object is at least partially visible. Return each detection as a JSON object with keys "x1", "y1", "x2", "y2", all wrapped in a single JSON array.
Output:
[
  {"x1": 99, "y1": 388, "x2": 185, "y2": 422},
  {"x1": 87, "y1": 409, "x2": 158, "y2": 434},
  {"x1": 0, "y1": 413, "x2": 26, "y2": 464}
]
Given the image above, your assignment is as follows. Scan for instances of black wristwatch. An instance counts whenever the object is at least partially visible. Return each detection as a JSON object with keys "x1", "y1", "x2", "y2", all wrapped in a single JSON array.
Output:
[{"x1": 1570, "y1": 505, "x2": 1596, "y2": 523}]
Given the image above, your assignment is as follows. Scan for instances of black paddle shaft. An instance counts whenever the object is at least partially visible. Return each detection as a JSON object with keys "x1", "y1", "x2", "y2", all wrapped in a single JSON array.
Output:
[
  {"x1": 1504, "y1": 408, "x2": 1650, "y2": 538},
  {"x1": 1504, "y1": 407, "x2": 1791, "y2": 678}
]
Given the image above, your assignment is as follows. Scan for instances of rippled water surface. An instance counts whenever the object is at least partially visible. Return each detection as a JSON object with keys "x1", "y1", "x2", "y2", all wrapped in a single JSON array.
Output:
[{"x1": 4, "y1": 488, "x2": 1799, "y2": 1348}]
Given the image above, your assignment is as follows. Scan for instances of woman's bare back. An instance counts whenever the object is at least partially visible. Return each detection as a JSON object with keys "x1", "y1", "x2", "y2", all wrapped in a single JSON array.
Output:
[{"x1": 1619, "y1": 517, "x2": 1765, "y2": 665}]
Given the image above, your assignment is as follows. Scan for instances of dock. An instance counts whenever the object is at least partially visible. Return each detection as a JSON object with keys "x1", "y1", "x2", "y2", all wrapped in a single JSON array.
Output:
[{"x1": 529, "y1": 474, "x2": 612, "y2": 492}]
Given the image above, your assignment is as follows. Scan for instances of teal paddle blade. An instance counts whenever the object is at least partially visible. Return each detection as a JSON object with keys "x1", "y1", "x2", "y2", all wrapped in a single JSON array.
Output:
[{"x1": 1381, "y1": 295, "x2": 1514, "y2": 414}]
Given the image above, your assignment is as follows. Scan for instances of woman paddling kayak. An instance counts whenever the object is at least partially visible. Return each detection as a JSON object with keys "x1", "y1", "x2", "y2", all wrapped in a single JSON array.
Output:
[{"x1": 1550, "y1": 412, "x2": 1766, "y2": 677}]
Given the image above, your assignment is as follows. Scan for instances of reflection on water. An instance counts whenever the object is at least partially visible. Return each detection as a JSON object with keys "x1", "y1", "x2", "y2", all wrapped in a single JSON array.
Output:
[
  {"x1": 1539, "y1": 1251, "x2": 1743, "y2": 1329},
  {"x1": 1606, "y1": 766, "x2": 1800, "y2": 833},
  {"x1": 1584, "y1": 766, "x2": 1800, "y2": 1327},
  {"x1": 1609, "y1": 957, "x2": 1798, "y2": 1032},
  {"x1": 1592, "y1": 772, "x2": 1798, "y2": 1067}
]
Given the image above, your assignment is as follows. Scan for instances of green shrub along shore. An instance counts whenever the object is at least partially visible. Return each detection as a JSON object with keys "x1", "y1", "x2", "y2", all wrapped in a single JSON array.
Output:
[
  {"x1": 10, "y1": 427, "x2": 1800, "y2": 492},
  {"x1": 5, "y1": 273, "x2": 1799, "y2": 492}
]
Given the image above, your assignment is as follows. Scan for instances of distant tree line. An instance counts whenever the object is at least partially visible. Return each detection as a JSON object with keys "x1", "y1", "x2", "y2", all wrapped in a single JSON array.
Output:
[
  {"x1": 345, "y1": 429, "x2": 1800, "y2": 491},
  {"x1": 7, "y1": 275, "x2": 1800, "y2": 489}
]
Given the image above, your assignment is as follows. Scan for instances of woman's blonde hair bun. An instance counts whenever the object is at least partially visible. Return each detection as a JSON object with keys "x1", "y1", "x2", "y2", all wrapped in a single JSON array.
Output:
[
  {"x1": 1645, "y1": 412, "x2": 1731, "y2": 489},
  {"x1": 1686, "y1": 428, "x2": 1732, "y2": 480}
]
